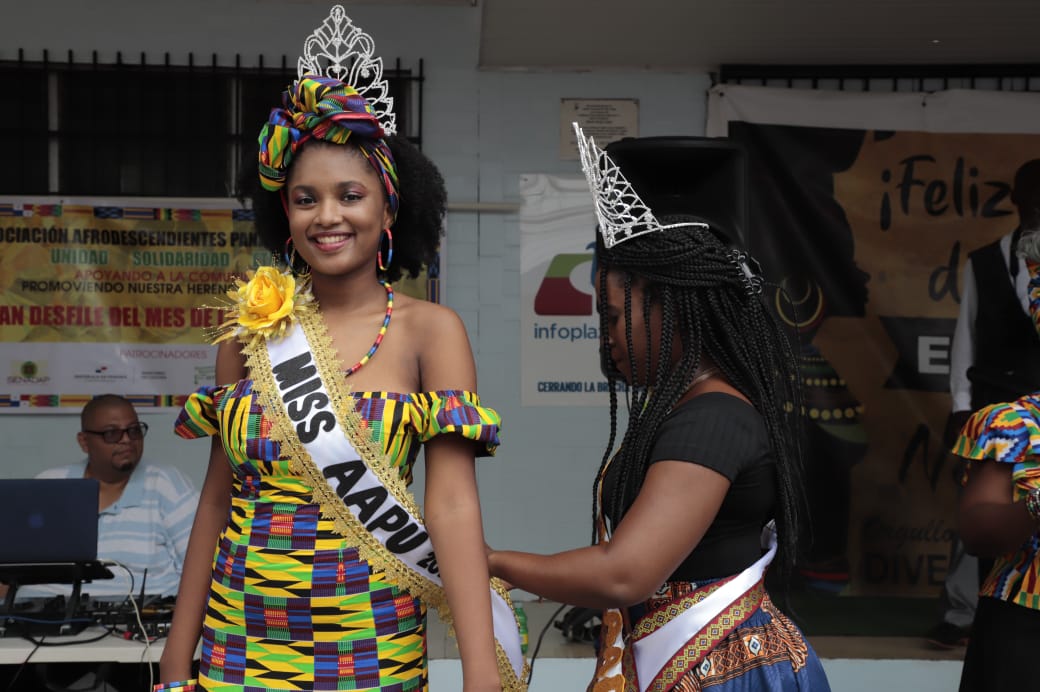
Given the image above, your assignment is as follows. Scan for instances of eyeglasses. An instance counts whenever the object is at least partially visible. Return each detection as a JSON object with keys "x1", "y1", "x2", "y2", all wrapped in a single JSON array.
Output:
[{"x1": 81, "y1": 422, "x2": 149, "y2": 443}]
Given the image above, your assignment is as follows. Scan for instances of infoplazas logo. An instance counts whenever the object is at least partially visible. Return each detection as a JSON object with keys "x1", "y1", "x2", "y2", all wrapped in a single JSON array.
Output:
[{"x1": 534, "y1": 252, "x2": 594, "y2": 315}]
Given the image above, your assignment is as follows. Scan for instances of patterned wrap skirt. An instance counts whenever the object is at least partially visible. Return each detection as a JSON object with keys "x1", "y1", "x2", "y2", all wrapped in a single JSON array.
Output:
[{"x1": 621, "y1": 580, "x2": 831, "y2": 691}]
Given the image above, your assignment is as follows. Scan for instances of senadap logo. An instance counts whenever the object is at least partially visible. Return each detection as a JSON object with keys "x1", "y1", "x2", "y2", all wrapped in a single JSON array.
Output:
[
  {"x1": 8, "y1": 360, "x2": 51, "y2": 384},
  {"x1": 534, "y1": 252, "x2": 594, "y2": 316}
]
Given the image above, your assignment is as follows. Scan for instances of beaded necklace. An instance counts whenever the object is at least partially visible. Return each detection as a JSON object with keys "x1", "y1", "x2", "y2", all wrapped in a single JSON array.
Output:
[{"x1": 343, "y1": 280, "x2": 394, "y2": 376}]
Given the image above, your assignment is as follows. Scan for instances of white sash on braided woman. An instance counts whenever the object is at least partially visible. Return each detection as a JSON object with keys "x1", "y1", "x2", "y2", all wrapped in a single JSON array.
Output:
[
  {"x1": 587, "y1": 455, "x2": 776, "y2": 692},
  {"x1": 244, "y1": 313, "x2": 529, "y2": 690}
]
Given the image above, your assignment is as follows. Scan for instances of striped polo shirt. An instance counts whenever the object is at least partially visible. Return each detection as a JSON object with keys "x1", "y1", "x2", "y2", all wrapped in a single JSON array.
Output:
[{"x1": 23, "y1": 460, "x2": 199, "y2": 599}]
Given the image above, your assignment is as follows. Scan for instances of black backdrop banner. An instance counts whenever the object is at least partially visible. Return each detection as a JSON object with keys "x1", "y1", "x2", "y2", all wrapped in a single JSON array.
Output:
[{"x1": 710, "y1": 85, "x2": 1040, "y2": 597}]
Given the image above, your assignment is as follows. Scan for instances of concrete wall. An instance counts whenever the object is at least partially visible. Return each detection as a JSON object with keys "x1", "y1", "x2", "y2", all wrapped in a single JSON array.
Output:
[
  {"x1": 0, "y1": 4, "x2": 958, "y2": 688},
  {"x1": 0, "y1": 0, "x2": 706, "y2": 559}
]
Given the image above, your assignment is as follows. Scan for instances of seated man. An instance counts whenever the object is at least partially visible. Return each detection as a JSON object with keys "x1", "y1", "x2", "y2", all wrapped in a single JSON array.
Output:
[
  {"x1": 2, "y1": 395, "x2": 200, "y2": 692},
  {"x1": 27, "y1": 394, "x2": 199, "y2": 599}
]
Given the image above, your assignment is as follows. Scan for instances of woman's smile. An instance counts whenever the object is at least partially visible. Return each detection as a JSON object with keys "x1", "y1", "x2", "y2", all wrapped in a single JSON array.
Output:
[{"x1": 310, "y1": 231, "x2": 356, "y2": 252}]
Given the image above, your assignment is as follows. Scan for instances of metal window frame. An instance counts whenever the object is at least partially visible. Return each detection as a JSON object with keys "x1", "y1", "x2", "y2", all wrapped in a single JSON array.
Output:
[{"x1": 1, "y1": 49, "x2": 425, "y2": 197}]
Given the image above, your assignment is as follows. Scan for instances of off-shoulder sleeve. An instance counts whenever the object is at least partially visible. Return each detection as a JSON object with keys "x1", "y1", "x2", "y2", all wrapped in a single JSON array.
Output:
[
  {"x1": 412, "y1": 390, "x2": 501, "y2": 456},
  {"x1": 174, "y1": 385, "x2": 222, "y2": 439},
  {"x1": 954, "y1": 397, "x2": 1040, "y2": 500}
]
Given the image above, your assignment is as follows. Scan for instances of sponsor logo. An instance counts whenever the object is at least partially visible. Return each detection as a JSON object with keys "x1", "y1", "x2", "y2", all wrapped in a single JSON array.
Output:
[
  {"x1": 8, "y1": 360, "x2": 51, "y2": 384},
  {"x1": 534, "y1": 249, "x2": 594, "y2": 316},
  {"x1": 194, "y1": 365, "x2": 216, "y2": 385},
  {"x1": 73, "y1": 363, "x2": 128, "y2": 382}
]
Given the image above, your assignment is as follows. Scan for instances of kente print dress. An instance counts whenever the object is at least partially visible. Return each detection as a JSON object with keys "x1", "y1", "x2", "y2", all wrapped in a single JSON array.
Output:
[
  {"x1": 174, "y1": 381, "x2": 501, "y2": 691},
  {"x1": 952, "y1": 392, "x2": 1040, "y2": 690}
]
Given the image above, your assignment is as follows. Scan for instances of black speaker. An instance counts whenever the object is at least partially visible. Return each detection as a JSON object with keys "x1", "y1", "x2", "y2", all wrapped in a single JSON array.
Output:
[{"x1": 604, "y1": 136, "x2": 749, "y2": 247}]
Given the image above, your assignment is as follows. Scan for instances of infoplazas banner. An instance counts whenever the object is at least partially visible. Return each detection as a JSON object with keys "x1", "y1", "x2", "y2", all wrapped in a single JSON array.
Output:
[
  {"x1": 519, "y1": 174, "x2": 623, "y2": 406},
  {"x1": 708, "y1": 85, "x2": 1040, "y2": 597},
  {"x1": 0, "y1": 196, "x2": 439, "y2": 413}
]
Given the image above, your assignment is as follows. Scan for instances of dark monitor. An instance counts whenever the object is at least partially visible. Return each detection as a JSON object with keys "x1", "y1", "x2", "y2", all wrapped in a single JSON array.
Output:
[{"x1": 0, "y1": 478, "x2": 99, "y2": 565}]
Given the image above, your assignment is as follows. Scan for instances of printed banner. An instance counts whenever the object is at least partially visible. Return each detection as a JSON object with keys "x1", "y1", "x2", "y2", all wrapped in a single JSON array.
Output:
[
  {"x1": 0, "y1": 196, "x2": 439, "y2": 413},
  {"x1": 519, "y1": 174, "x2": 621, "y2": 406},
  {"x1": 708, "y1": 85, "x2": 1040, "y2": 597}
]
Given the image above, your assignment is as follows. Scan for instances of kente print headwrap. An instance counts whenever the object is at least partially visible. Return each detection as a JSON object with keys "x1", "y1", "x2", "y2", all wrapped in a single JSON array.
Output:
[{"x1": 258, "y1": 75, "x2": 400, "y2": 215}]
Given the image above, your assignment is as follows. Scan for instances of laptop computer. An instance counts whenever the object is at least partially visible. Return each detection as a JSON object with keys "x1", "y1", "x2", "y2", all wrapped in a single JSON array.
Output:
[{"x1": 0, "y1": 478, "x2": 99, "y2": 565}]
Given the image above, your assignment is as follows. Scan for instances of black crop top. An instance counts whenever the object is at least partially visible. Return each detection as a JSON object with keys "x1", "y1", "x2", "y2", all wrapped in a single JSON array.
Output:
[{"x1": 602, "y1": 392, "x2": 776, "y2": 582}]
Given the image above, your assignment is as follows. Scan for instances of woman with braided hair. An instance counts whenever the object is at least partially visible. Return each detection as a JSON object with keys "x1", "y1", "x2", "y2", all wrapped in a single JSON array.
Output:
[
  {"x1": 488, "y1": 131, "x2": 829, "y2": 691},
  {"x1": 157, "y1": 7, "x2": 526, "y2": 692}
]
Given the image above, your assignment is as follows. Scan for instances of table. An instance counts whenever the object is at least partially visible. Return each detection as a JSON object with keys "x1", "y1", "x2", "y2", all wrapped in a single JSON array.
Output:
[
  {"x1": 0, "y1": 630, "x2": 200, "y2": 692},
  {"x1": 0, "y1": 627, "x2": 168, "y2": 665}
]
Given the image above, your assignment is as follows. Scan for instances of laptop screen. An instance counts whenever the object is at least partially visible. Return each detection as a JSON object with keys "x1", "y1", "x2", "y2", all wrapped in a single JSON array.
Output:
[{"x1": 0, "y1": 478, "x2": 99, "y2": 564}]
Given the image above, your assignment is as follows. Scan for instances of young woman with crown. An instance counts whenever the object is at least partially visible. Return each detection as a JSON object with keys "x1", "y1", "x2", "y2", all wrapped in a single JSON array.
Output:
[
  {"x1": 487, "y1": 126, "x2": 830, "y2": 691},
  {"x1": 156, "y1": 7, "x2": 526, "y2": 692}
]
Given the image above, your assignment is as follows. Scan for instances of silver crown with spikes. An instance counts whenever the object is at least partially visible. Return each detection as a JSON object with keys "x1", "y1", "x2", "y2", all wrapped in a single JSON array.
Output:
[
  {"x1": 297, "y1": 5, "x2": 397, "y2": 135},
  {"x1": 573, "y1": 122, "x2": 707, "y2": 248}
]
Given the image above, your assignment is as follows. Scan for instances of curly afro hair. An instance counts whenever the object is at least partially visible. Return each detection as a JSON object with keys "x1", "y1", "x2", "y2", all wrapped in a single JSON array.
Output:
[{"x1": 242, "y1": 134, "x2": 446, "y2": 283}]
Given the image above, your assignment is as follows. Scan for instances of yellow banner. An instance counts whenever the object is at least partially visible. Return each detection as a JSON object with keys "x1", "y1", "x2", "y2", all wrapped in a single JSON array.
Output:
[
  {"x1": 0, "y1": 199, "x2": 264, "y2": 345},
  {"x1": 0, "y1": 197, "x2": 438, "y2": 412}
]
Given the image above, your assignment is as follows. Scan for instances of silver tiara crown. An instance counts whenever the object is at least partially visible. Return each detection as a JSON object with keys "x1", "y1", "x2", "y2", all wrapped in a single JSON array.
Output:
[
  {"x1": 297, "y1": 5, "x2": 397, "y2": 135},
  {"x1": 573, "y1": 122, "x2": 707, "y2": 248}
]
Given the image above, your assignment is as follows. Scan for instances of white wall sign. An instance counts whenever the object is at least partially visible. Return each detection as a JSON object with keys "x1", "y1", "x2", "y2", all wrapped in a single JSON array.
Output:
[{"x1": 559, "y1": 98, "x2": 639, "y2": 160}]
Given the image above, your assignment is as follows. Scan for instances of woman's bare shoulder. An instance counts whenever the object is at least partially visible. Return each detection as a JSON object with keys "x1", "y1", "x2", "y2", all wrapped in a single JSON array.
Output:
[
  {"x1": 396, "y1": 294, "x2": 467, "y2": 338},
  {"x1": 215, "y1": 338, "x2": 248, "y2": 382},
  {"x1": 392, "y1": 296, "x2": 475, "y2": 388}
]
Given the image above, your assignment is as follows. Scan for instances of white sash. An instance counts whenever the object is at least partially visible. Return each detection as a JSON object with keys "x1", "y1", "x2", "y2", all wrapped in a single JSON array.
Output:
[
  {"x1": 631, "y1": 523, "x2": 777, "y2": 691},
  {"x1": 263, "y1": 320, "x2": 526, "y2": 683}
]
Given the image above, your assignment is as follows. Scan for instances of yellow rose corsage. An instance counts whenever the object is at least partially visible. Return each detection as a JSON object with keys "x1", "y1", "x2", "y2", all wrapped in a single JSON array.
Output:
[{"x1": 213, "y1": 266, "x2": 315, "y2": 345}]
